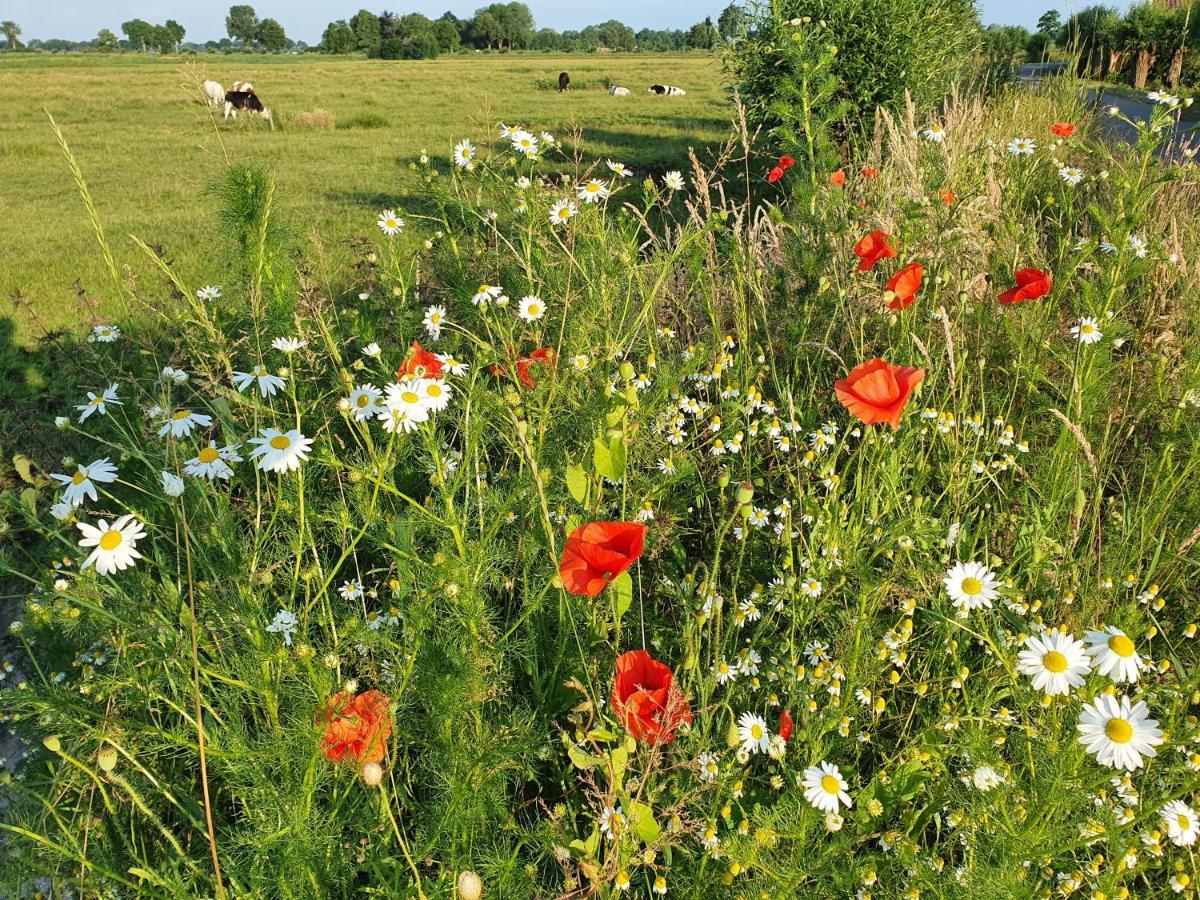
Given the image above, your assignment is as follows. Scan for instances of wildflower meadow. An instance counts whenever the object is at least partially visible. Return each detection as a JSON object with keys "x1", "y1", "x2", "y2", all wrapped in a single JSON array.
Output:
[{"x1": 3, "y1": 15, "x2": 1200, "y2": 900}]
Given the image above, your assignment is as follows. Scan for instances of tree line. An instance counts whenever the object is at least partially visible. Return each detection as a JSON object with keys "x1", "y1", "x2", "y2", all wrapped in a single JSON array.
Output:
[
  {"x1": 0, "y1": 3, "x2": 748, "y2": 57},
  {"x1": 982, "y1": 2, "x2": 1199, "y2": 90}
]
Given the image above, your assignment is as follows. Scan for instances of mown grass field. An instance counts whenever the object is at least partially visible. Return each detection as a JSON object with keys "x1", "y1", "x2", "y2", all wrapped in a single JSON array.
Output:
[{"x1": 0, "y1": 52, "x2": 725, "y2": 343}]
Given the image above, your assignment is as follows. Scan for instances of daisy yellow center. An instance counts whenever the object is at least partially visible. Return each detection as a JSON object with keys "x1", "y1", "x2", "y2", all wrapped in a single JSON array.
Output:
[
  {"x1": 1042, "y1": 651, "x2": 1068, "y2": 673},
  {"x1": 356, "y1": 394, "x2": 371, "y2": 407},
  {"x1": 72, "y1": 472, "x2": 87, "y2": 485},
  {"x1": 253, "y1": 366, "x2": 267, "y2": 376},
  {"x1": 198, "y1": 447, "x2": 219, "y2": 463},
  {"x1": 961, "y1": 577, "x2": 983, "y2": 596},
  {"x1": 92, "y1": 396, "x2": 105, "y2": 405},
  {"x1": 820, "y1": 774, "x2": 841, "y2": 794},
  {"x1": 426, "y1": 385, "x2": 442, "y2": 398},
  {"x1": 402, "y1": 391, "x2": 420, "y2": 404},
  {"x1": 587, "y1": 183, "x2": 599, "y2": 193},
  {"x1": 172, "y1": 409, "x2": 191, "y2": 420},
  {"x1": 557, "y1": 209, "x2": 570, "y2": 219},
  {"x1": 1179, "y1": 815, "x2": 1192, "y2": 829},
  {"x1": 385, "y1": 219, "x2": 396, "y2": 227},
  {"x1": 430, "y1": 313, "x2": 441, "y2": 323},
  {"x1": 1082, "y1": 324, "x2": 1095, "y2": 334},
  {"x1": 528, "y1": 304, "x2": 541, "y2": 316},
  {"x1": 1108, "y1": 634, "x2": 1135, "y2": 657},
  {"x1": 1105, "y1": 717, "x2": 1134, "y2": 744},
  {"x1": 750, "y1": 724, "x2": 763, "y2": 740},
  {"x1": 99, "y1": 530, "x2": 123, "y2": 551},
  {"x1": 269, "y1": 435, "x2": 292, "y2": 450}
]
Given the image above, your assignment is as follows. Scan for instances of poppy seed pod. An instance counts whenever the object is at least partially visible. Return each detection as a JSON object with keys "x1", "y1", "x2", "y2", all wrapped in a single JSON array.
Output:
[
  {"x1": 457, "y1": 871, "x2": 483, "y2": 900},
  {"x1": 736, "y1": 482, "x2": 754, "y2": 505},
  {"x1": 97, "y1": 746, "x2": 118, "y2": 772}
]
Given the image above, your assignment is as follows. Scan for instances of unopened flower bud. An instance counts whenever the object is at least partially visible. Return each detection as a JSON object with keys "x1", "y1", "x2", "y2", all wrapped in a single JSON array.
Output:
[
  {"x1": 457, "y1": 870, "x2": 483, "y2": 900},
  {"x1": 360, "y1": 762, "x2": 383, "y2": 787}
]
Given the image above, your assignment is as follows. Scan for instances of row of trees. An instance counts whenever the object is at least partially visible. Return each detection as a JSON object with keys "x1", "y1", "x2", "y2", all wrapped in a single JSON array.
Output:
[
  {"x1": 983, "y1": 3, "x2": 1198, "y2": 90},
  {"x1": 319, "y1": 3, "x2": 748, "y2": 58}
]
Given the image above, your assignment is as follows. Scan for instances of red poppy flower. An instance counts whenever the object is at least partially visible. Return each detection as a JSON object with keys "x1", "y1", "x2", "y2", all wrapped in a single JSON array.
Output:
[
  {"x1": 939, "y1": 189, "x2": 956, "y2": 206},
  {"x1": 779, "y1": 155, "x2": 795, "y2": 170},
  {"x1": 861, "y1": 166, "x2": 880, "y2": 179},
  {"x1": 998, "y1": 268, "x2": 1052, "y2": 305},
  {"x1": 318, "y1": 690, "x2": 392, "y2": 765},
  {"x1": 852, "y1": 230, "x2": 897, "y2": 272},
  {"x1": 885, "y1": 262, "x2": 923, "y2": 310},
  {"x1": 835, "y1": 358, "x2": 925, "y2": 430},
  {"x1": 1050, "y1": 122, "x2": 1075, "y2": 139},
  {"x1": 558, "y1": 521, "x2": 647, "y2": 597},
  {"x1": 767, "y1": 165, "x2": 785, "y2": 183},
  {"x1": 397, "y1": 340, "x2": 444, "y2": 380},
  {"x1": 516, "y1": 347, "x2": 555, "y2": 388},
  {"x1": 829, "y1": 169, "x2": 846, "y2": 187},
  {"x1": 778, "y1": 709, "x2": 794, "y2": 742},
  {"x1": 612, "y1": 650, "x2": 692, "y2": 744}
]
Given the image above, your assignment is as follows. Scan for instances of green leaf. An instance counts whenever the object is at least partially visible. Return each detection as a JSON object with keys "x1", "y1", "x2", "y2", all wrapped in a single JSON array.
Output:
[
  {"x1": 608, "y1": 436, "x2": 626, "y2": 482},
  {"x1": 627, "y1": 801, "x2": 660, "y2": 844},
  {"x1": 605, "y1": 405, "x2": 627, "y2": 427},
  {"x1": 568, "y1": 743, "x2": 605, "y2": 771},
  {"x1": 568, "y1": 826, "x2": 600, "y2": 859},
  {"x1": 565, "y1": 463, "x2": 588, "y2": 505},
  {"x1": 612, "y1": 570, "x2": 633, "y2": 628},
  {"x1": 593, "y1": 437, "x2": 615, "y2": 481},
  {"x1": 587, "y1": 728, "x2": 618, "y2": 743},
  {"x1": 609, "y1": 744, "x2": 629, "y2": 790},
  {"x1": 12, "y1": 454, "x2": 38, "y2": 485},
  {"x1": 20, "y1": 488, "x2": 38, "y2": 515}
]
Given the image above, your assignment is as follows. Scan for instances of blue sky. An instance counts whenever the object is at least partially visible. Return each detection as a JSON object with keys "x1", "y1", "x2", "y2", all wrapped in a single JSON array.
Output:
[{"x1": 10, "y1": 1, "x2": 1127, "y2": 44}]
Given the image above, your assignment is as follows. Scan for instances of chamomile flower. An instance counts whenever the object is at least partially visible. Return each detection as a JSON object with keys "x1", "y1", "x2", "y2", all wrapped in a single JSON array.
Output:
[
  {"x1": 1077, "y1": 693, "x2": 1163, "y2": 770},
  {"x1": 598, "y1": 805, "x2": 626, "y2": 839},
  {"x1": 423, "y1": 305, "x2": 447, "y2": 340},
  {"x1": 509, "y1": 130, "x2": 537, "y2": 154},
  {"x1": 1059, "y1": 166, "x2": 1084, "y2": 185},
  {"x1": 196, "y1": 285, "x2": 221, "y2": 301},
  {"x1": 1084, "y1": 626, "x2": 1145, "y2": 683},
  {"x1": 158, "y1": 409, "x2": 213, "y2": 439},
  {"x1": 379, "y1": 380, "x2": 430, "y2": 433},
  {"x1": 549, "y1": 198, "x2": 577, "y2": 226},
  {"x1": 1072, "y1": 317, "x2": 1103, "y2": 345},
  {"x1": 737, "y1": 711, "x2": 771, "y2": 755},
  {"x1": 161, "y1": 366, "x2": 188, "y2": 384},
  {"x1": 1016, "y1": 629, "x2": 1092, "y2": 696},
  {"x1": 377, "y1": 209, "x2": 404, "y2": 235},
  {"x1": 1160, "y1": 800, "x2": 1199, "y2": 846},
  {"x1": 943, "y1": 561, "x2": 1000, "y2": 614},
  {"x1": 517, "y1": 295, "x2": 546, "y2": 322},
  {"x1": 184, "y1": 442, "x2": 242, "y2": 480},
  {"x1": 971, "y1": 765, "x2": 1005, "y2": 791},
  {"x1": 338, "y1": 580, "x2": 365, "y2": 601},
  {"x1": 417, "y1": 377, "x2": 452, "y2": 413},
  {"x1": 51, "y1": 458, "x2": 118, "y2": 508},
  {"x1": 472, "y1": 283, "x2": 504, "y2": 306},
  {"x1": 232, "y1": 364, "x2": 286, "y2": 398},
  {"x1": 578, "y1": 179, "x2": 609, "y2": 203},
  {"x1": 663, "y1": 171, "x2": 685, "y2": 191},
  {"x1": 91, "y1": 324, "x2": 120, "y2": 343},
  {"x1": 361, "y1": 342, "x2": 381, "y2": 359},
  {"x1": 272, "y1": 336, "x2": 308, "y2": 353},
  {"x1": 435, "y1": 352, "x2": 469, "y2": 376},
  {"x1": 77, "y1": 514, "x2": 146, "y2": 576},
  {"x1": 248, "y1": 428, "x2": 314, "y2": 474},
  {"x1": 347, "y1": 384, "x2": 382, "y2": 421},
  {"x1": 76, "y1": 384, "x2": 121, "y2": 423},
  {"x1": 923, "y1": 124, "x2": 947, "y2": 142},
  {"x1": 453, "y1": 139, "x2": 475, "y2": 168},
  {"x1": 160, "y1": 471, "x2": 185, "y2": 497},
  {"x1": 802, "y1": 761, "x2": 853, "y2": 813},
  {"x1": 1007, "y1": 137, "x2": 1036, "y2": 156},
  {"x1": 607, "y1": 160, "x2": 632, "y2": 177},
  {"x1": 265, "y1": 609, "x2": 298, "y2": 646}
]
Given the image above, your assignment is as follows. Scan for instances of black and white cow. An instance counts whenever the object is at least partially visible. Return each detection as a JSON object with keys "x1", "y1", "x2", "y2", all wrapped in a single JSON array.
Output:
[
  {"x1": 648, "y1": 84, "x2": 687, "y2": 96},
  {"x1": 224, "y1": 90, "x2": 271, "y2": 123},
  {"x1": 558, "y1": 71, "x2": 570, "y2": 92}
]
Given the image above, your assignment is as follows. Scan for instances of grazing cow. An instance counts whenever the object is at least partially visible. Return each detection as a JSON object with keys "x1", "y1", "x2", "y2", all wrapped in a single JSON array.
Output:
[
  {"x1": 649, "y1": 84, "x2": 687, "y2": 96},
  {"x1": 231, "y1": 80, "x2": 255, "y2": 94},
  {"x1": 557, "y1": 71, "x2": 570, "y2": 92},
  {"x1": 609, "y1": 85, "x2": 630, "y2": 96},
  {"x1": 224, "y1": 90, "x2": 272, "y2": 125},
  {"x1": 202, "y1": 80, "x2": 224, "y2": 107}
]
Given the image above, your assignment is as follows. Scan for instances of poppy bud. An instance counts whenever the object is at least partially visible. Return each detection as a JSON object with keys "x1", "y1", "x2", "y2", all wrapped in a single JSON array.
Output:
[
  {"x1": 360, "y1": 762, "x2": 384, "y2": 787},
  {"x1": 97, "y1": 746, "x2": 118, "y2": 772},
  {"x1": 717, "y1": 471, "x2": 730, "y2": 489},
  {"x1": 736, "y1": 482, "x2": 754, "y2": 504},
  {"x1": 619, "y1": 361, "x2": 635, "y2": 380},
  {"x1": 42, "y1": 735, "x2": 61, "y2": 754},
  {"x1": 457, "y1": 870, "x2": 483, "y2": 900}
]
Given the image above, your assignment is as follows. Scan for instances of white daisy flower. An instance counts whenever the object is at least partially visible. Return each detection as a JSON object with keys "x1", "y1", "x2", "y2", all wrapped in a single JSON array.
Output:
[
  {"x1": 272, "y1": 337, "x2": 308, "y2": 353},
  {"x1": 50, "y1": 501, "x2": 73, "y2": 521},
  {"x1": 196, "y1": 285, "x2": 221, "y2": 301},
  {"x1": 607, "y1": 159, "x2": 632, "y2": 178},
  {"x1": 943, "y1": 561, "x2": 1000, "y2": 615},
  {"x1": 423, "y1": 305, "x2": 447, "y2": 340},
  {"x1": 453, "y1": 138, "x2": 475, "y2": 169},
  {"x1": 161, "y1": 366, "x2": 189, "y2": 384},
  {"x1": 77, "y1": 514, "x2": 146, "y2": 576},
  {"x1": 76, "y1": 383, "x2": 121, "y2": 423},
  {"x1": 416, "y1": 377, "x2": 452, "y2": 413},
  {"x1": 232, "y1": 364, "x2": 286, "y2": 398},
  {"x1": 517, "y1": 295, "x2": 546, "y2": 322},
  {"x1": 361, "y1": 342, "x2": 381, "y2": 359},
  {"x1": 184, "y1": 442, "x2": 242, "y2": 480},
  {"x1": 923, "y1": 124, "x2": 946, "y2": 142},
  {"x1": 91, "y1": 324, "x2": 120, "y2": 343},
  {"x1": 510, "y1": 130, "x2": 538, "y2": 157},
  {"x1": 471, "y1": 283, "x2": 504, "y2": 307},
  {"x1": 1084, "y1": 626, "x2": 1145, "y2": 683},
  {"x1": 663, "y1": 171, "x2": 685, "y2": 191},
  {"x1": 1016, "y1": 629, "x2": 1092, "y2": 696},
  {"x1": 377, "y1": 209, "x2": 404, "y2": 235},
  {"x1": 1059, "y1": 166, "x2": 1084, "y2": 185},
  {"x1": 1072, "y1": 316, "x2": 1103, "y2": 344},
  {"x1": 737, "y1": 711, "x2": 771, "y2": 755},
  {"x1": 347, "y1": 384, "x2": 382, "y2": 421},
  {"x1": 265, "y1": 608, "x2": 298, "y2": 646},
  {"x1": 971, "y1": 765, "x2": 1005, "y2": 791},
  {"x1": 802, "y1": 761, "x2": 853, "y2": 813},
  {"x1": 549, "y1": 198, "x2": 577, "y2": 226},
  {"x1": 1160, "y1": 800, "x2": 1199, "y2": 847},
  {"x1": 378, "y1": 380, "x2": 430, "y2": 433},
  {"x1": 158, "y1": 409, "x2": 212, "y2": 439},
  {"x1": 1006, "y1": 137, "x2": 1036, "y2": 156},
  {"x1": 1077, "y1": 693, "x2": 1163, "y2": 770},
  {"x1": 247, "y1": 428, "x2": 314, "y2": 474},
  {"x1": 577, "y1": 179, "x2": 609, "y2": 203},
  {"x1": 160, "y1": 471, "x2": 185, "y2": 497},
  {"x1": 1127, "y1": 234, "x2": 1149, "y2": 258},
  {"x1": 338, "y1": 580, "x2": 365, "y2": 601},
  {"x1": 51, "y1": 457, "x2": 119, "y2": 508}
]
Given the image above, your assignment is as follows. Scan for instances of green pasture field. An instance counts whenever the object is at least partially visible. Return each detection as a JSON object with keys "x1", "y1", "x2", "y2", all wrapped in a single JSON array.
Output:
[{"x1": 0, "y1": 52, "x2": 727, "y2": 344}]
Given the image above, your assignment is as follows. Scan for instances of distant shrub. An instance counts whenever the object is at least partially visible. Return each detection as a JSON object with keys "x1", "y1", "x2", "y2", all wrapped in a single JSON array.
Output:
[
  {"x1": 337, "y1": 112, "x2": 389, "y2": 129},
  {"x1": 287, "y1": 108, "x2": 336, "y2": 130},
  {"x1": 727, "y1": 0, "x2": 981, "y2": 141}
]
